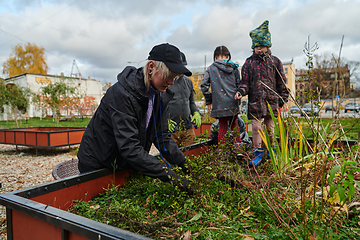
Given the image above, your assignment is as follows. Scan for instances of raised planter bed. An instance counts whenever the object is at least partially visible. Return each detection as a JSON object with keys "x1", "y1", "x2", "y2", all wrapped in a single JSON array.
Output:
[
  {"x1": 0, "y1": 128, "x2": 355, "y2": 240},
  {"x1": 194, "y1": 123, "x2": 212, "y2": 137},
  {"x1": 0, "y1": 127, "x2": 86, "y2": 153},
  {"x1": 0, "y1": 140, "x2": 212, "y2": 240}
]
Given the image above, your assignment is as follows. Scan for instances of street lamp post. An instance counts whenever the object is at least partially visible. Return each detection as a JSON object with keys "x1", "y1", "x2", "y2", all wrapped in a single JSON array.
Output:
[{"x1": 127, "y1": 59, "x2": 147, "y2": 66}]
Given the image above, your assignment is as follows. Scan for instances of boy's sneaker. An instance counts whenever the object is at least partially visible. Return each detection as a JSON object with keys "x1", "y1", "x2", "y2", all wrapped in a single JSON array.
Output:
[{"x1": 249, "y1": 147, "x2": 264, "y2": 167}]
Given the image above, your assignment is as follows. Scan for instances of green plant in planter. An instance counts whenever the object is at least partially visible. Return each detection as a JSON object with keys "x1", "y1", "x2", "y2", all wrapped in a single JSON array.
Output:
[{"x1": 259, "y1": 105, "x2": 292, "y2": 176}]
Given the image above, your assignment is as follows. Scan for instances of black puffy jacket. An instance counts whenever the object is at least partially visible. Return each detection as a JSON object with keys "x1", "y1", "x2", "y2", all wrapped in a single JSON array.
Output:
[
  {"x1": 77, "y1": 66, "x2": 186, "y2": 182},
  {"x1": 165, "y1": 75, "x2": 199, "y2": 130}
]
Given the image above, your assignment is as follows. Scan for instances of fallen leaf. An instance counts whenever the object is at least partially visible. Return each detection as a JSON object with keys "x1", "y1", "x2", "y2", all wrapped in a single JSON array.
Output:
[
  {"x1": 187, "y1": 213, "x2": 202, "y2": 222},
  {"x1": 354, "y1": 173, "x2": 360, "y2": 181},
  {"x1": 89, "y1": 205, "x2": 100, "y2": 210},
  {"x1": 244, "y1": 211, "x2": 255, "y2": 216},
  {"x1": 262, "y1": 223, "x2": 270, "y2": 230},
  {"x1": 242, "y1": 180, "x2": 255, "y2": 189},
  {"x1": 182, "y1": 230, "x2": 191, "y2": 240}
]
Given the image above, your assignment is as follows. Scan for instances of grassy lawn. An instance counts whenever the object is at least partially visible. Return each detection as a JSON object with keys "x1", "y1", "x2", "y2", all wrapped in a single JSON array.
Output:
[
  {"x1": 0, "y1": 117, "x2": 91, "y2": 129},
  {"x1": 237, "y1": 114, "x2": 360, "y2": 141},
  {"x1": 1, "y1": 116, "x2": 359, "y2": 141},
  {"x1": 291, "y1": 117, "x2": 360, "y2": 141}
]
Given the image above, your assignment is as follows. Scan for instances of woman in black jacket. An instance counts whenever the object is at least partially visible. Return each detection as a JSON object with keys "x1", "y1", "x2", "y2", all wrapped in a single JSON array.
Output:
[{"x1": 77, "y1": 43, "x2": 192, "y2": 191}]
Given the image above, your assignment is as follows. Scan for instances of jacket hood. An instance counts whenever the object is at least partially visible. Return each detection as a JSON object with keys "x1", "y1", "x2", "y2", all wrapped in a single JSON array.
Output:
[
  {"x1": 213, "y1": 59, "x2": 238, "y2": 73},
  {"x1": 117, "y1": 66, "x2": 148, "y2": 103}
]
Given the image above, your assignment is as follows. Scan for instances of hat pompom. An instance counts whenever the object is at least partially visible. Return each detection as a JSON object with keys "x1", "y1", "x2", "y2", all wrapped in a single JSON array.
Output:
[{"x1": 250, "y1": 20, "x2": 272, "y2": 49}]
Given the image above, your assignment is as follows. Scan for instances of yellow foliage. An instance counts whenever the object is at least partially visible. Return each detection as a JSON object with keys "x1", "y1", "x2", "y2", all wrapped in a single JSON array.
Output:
[
  {"x1": 189, "y1": 73, "x2": 202, "y2": 94},
  {"x1": 2, "y1": 42, "x2": 48, "y2": 77}
]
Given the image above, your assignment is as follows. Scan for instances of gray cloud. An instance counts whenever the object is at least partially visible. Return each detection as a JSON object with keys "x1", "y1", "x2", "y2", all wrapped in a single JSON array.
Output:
[{"x1": 1, "y1": 0, "x2": 360, "y2": 85}]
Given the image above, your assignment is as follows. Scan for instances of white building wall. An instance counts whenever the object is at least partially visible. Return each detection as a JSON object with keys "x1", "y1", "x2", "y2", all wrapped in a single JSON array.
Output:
[{"x1": 3, "y1": 73, "x2": 103, "y2": 119}]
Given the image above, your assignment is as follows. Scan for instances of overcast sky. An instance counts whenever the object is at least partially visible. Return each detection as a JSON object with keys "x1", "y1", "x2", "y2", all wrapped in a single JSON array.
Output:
[{"x1": 1, "y1": 0, "x2": 359, "y2": 86}]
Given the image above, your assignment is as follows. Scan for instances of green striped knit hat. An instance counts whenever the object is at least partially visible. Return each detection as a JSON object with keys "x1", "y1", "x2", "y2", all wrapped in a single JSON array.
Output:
[{"x1": 250, "y1": 20, "x2": 272, "y2": 49}]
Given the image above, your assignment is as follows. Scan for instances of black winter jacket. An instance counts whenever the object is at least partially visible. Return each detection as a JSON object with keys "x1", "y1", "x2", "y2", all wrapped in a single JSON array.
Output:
[
  {"x1": 165, "y1": 75, "x2": 199, "y2": 130},
  {"x1": 77, "y1": 66, "x2": 186, "y2": 182}
]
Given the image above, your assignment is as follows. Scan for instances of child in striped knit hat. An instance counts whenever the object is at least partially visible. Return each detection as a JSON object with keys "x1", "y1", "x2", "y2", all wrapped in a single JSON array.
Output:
[{"x1": 235, "y1": 20, "x2": 289, "y2": 167}]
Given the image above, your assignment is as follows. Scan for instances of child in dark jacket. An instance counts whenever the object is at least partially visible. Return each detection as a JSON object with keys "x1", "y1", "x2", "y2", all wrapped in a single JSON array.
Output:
[
  {"x1": 235, "y1": 20, "x2": 289, "y2": 167},
  {"x1": 201, "y1": 45, "x2": 242, "y2": 147},
  {"x1": 165, "y1": 52, "x2": 201, "y2": 147}
]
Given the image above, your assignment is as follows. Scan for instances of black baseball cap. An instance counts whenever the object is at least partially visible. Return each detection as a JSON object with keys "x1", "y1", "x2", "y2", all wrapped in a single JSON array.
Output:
[
  {"x1": 180, "y1": 52, "x2": 187, "y2": 66},
  {"x1": 148, "y1": 43, "x2": 192, "y2": 76}
]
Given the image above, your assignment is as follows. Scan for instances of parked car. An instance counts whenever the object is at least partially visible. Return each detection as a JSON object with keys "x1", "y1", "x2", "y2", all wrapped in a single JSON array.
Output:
[
  {"x1": 241, "y1": 104, "x2": 248, "y2": 114},
  {"x1": 199, "y1": 107, "x2": 206, "y2": 115},
  {"x1": 344, "y1": 102, "x2": 360, "y2": 113},
  {"x1": 301, "y1": 103, "x2": 320, "y2": 116},
  {"x1": 289, "y1": 105, "x2": 301, "y2": 113},
  {"x1": 325, "y1": 104, "x2": 336, "y2": 113}
]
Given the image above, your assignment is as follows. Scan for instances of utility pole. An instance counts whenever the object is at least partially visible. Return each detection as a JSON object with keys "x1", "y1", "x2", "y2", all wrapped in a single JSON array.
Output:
[
  {"x1": 332, "y1": 35, "x2": 344, "y2": 119},
  {"x1": 70, "y1": 60, "x2": 82, "y2": 79},
  {"x1": 204, "y1": 55, "x2": 206, "y2": 74}
]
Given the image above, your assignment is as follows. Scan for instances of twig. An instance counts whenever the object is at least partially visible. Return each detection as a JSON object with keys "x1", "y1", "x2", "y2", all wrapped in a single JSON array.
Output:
[{"x1": 246, "y1": 161, "x2": 299, "y2": 239}]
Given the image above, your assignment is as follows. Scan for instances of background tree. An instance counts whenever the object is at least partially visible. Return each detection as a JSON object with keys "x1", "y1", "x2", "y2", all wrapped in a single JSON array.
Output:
[
  {"x1": 0, "y1": 79, "x2": 7, "y2": 111},
  {"x1": 65, "y1": 96, "x2": 81, "y2": 116},
  {"x1": 78, "y1": 95, "x2": 96, "y2": 116},
  {"x1": 32, "y1": 95, "x2": 52, "y2": 120},
  {"x1": 314, "y1": 53, "x2": 357, "y2": 99},
  {"x1": 37, "y1": 78, "x2": 78, "y2": 126},
  {"x1": 189, "y1": 73, "x2": 203, "y2": 101},
  {"x1": 2, "y1": 42, "x2": 48, "y2": 77},
  {"x1": 4, "y1": 83, "x2": 31, "y2": 127}
]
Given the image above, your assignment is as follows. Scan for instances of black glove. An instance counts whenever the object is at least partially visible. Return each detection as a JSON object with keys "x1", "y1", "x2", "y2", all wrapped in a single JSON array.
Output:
[
  {"x1": 178, "y1": 161, "x2": 191, "y2": 174},
  {"x1": 169, "y1": 173, "x2": 194, "y2": 195},
  {"x1": 204, "y1": 92, "x2": 212, "y2": 105}
]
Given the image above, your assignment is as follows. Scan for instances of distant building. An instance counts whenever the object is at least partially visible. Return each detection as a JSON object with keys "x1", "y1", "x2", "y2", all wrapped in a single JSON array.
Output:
[
  {"x1": 2, "y1": 73, "x2": 103, "y2": 119},
  {"x1": 295, "y1": 65, "x2": 350, "y2": 104},
  {"x1": 283, "y1": 60, "x2": 296, "y2": 108}
]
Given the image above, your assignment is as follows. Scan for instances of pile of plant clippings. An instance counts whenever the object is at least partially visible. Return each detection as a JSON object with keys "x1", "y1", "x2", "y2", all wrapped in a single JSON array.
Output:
[{"x1": 70, "y1": 139, "x2": 360, "y2": 240}]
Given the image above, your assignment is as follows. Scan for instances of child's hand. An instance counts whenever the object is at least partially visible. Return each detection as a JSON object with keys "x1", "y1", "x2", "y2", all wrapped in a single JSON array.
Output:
[
  {"x1": 234, "y1": 92, "x2": 242, "y2": 100},
  {"x1": 168, "y1": 119, "x2": 177, "y2": 133}
]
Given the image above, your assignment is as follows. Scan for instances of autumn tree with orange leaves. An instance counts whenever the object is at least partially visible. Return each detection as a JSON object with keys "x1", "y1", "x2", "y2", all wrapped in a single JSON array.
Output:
[
  {"x1": 189, "y1": 73, "x2": 203, "y2": 101},
  {"x1": 34, "y1": 78, "x2": 78, "y2": 126},
  {"x1": 79, "y1": 95, "x2": 97, "y2": 115},
  {"x1": 2, "y1": 43, "x2": 49, "y2": 77}
]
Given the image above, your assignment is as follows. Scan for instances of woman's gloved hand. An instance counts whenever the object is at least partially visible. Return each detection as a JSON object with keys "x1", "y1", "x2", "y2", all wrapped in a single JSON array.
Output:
[
  {"x1": 178, "y1": 161, "x2": 191, "y2": 174},
  {"x1": 191, "y1": 112, "x2": 202, "y2": 129},
  {"x1": 168, "y1": 119, "x2": 177, "y2": 133},
  {"x1": 169, "y1": 173, "x2": 194, "y2": 195}
]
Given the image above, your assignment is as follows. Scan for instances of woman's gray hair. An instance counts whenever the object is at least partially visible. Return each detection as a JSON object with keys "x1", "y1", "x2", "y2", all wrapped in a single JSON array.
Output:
[{"x1": 143, "y1": 61, "x2": 174, "y2": 90}]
